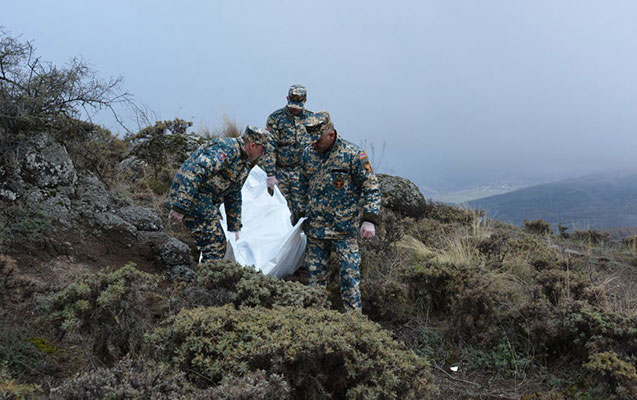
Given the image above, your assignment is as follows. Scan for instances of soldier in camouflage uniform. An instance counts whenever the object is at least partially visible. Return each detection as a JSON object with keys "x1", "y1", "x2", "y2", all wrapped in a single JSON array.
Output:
[
  {"x1": 166, "y1": 126, "x2": 268, "y2": 262},
  {"x1": 298, "y1": 112, "x2": 381, "y2": 311},
  {"x1": 262, "y1": 84, "x2": 314, "y2": 223}
]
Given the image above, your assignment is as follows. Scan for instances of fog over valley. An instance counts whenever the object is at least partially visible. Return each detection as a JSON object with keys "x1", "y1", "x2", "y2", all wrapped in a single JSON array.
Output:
[{"x1": 5, "y1": 0, "x2": 637, "y2": 196}]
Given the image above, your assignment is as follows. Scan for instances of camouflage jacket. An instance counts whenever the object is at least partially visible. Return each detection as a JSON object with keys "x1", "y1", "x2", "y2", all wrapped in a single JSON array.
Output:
[
  {"x1": 166, "y1": 137, "x2": 252, "y2": 231},
  {"x1": 299, "y1": 134, "x2": 381, "y2": 239},
  {"x1": 261, "y1": 107, "x2": 314, "y2": 176}
]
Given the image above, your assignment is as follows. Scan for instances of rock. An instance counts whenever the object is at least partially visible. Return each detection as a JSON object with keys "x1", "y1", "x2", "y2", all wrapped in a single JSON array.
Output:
[
  {"x1": 160, "y1": 236, "x2": 193, "y2": 267},
  {"x1": 165, "y1": 265, "x2": 196, "y2": 281},
  {"x1": 21, "y1": 133, "x2": 77, "y2": 188},
  {"x1": 74, "y1": 174, "x2": 111, "y2": 216},
  {"x1": 93, "y1": 212, "x2": 138, "y2": 247},
  {"x1": 116, "y1": 206, "x2": 164, "y2": 232},
  {"x1": 376, "y1": 174, "x2": 428, "y2": 218},
  {"x1": 137, "y1": 232, "x2": 193, "y2": 269},
  {"x1": 116, "y1": 156, "x2": 150, "y2": 181}
]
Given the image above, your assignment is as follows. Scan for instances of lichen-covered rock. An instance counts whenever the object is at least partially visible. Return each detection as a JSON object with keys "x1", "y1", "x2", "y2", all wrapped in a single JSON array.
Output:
[
  {"x1": 377, "y1": 173, "x2": 428, "y2": 218},
  {"x1": 116, "y1": 206, "x2": 164, "y2": 232},
  {"x1": 21, "y1": 133, "x2": 77, "y2": 189},
  {"x1": 137, "y1": 231, "x2": 194, "y2": 270},
  {"x1": 73, "y1": 174, "x2": 111, "y2": 216},
  {"x1": 116, "y1": 155, "x2": 150, "y2": 181},
  {"x1": 93, "y1": 212, "x2": 138, "y2": 247},
  {"x1": 160, "y1": 236, "x2": 193, "y2": 267}
]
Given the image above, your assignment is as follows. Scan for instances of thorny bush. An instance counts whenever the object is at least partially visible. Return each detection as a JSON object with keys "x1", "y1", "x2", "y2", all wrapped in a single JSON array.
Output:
[
  {"x1": 47, "y1": 263, "x2": 161, "y2": 364},
  {"x1": 147, "y1": 305, "x2": 436, "y2": 399}
]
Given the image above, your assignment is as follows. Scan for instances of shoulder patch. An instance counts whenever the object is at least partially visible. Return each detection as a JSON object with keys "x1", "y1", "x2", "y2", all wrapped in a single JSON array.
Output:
[
  {"x1": 216, "y1": 150, "x2": 227, "y2": 162},
  {"x1": 363, "y1": 160, "x2": 373, "y2": 173},
  {"x1": 359, "y1": 152, "x2": 368, "y2": 161}
]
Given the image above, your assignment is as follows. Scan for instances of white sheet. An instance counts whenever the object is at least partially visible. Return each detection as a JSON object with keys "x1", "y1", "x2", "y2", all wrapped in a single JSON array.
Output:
[{"x1": 219, "y1": 166, "x2": 306, "y2": 278}]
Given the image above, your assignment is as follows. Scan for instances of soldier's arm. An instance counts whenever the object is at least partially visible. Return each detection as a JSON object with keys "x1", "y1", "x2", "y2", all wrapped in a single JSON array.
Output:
[
  {"x1": 352, "y1": 151, "x2": 381, "y2": 225},
  {"x1": 297, "y1": 148, "x2": 310, "y2": 218},
  {"x1": 223, "y1": 188, "x2": 242, "y2": 232},
  {"x1": 261, "y1": 115, "x2": 277, "y2": 176}
]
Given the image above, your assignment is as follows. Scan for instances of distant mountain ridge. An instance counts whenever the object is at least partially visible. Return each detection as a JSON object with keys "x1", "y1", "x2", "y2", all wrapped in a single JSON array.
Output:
[{"x1": 468, "y1": 171, "x2": 637, "y2": 229}]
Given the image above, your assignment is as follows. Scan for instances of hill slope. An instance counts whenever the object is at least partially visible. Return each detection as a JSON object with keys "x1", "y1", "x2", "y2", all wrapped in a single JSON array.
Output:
[{"x1": 468, "y1": 171, "x2": 637, "y2": 229}]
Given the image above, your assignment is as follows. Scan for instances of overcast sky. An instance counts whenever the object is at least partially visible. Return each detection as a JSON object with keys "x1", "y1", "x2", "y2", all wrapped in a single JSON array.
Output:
[{"x1": 5, "y1": 0, "x2": 637, "y2": 192}]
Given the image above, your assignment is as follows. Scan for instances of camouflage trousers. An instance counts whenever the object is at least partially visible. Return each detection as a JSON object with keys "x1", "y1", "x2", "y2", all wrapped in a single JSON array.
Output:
[
  {"x1": 276, "y1": 166, "x2": 302, "y2": 224},
  {"x1": 184, "y1": 216, "x2": 226, "y2": 262},
  {"x1": 306, "y1": 236, "x2": 362, "y2": 312}
]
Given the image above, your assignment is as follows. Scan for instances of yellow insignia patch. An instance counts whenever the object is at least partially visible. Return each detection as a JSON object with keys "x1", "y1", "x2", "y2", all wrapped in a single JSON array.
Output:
[{"x1": 334, "y1": 177, "x2": 345, "y2": 189}]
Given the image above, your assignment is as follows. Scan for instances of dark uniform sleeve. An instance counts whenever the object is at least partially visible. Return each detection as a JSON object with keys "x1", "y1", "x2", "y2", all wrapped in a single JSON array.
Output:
[
  {"x1": 297, "y1": 148, "x2": 310, "y2": 219},
  {"x1": 352, "y1": 151, "x2": 381, "y2": 225},
  {"x1": 260, "y1": 113, "x2": 277, "y2": 176},
  {"x1": 166, "y1": 148, "x2": 224, "y2": 215},
  {"x1": 223, "y1": 188, "x2": 242, "y2": 232}
]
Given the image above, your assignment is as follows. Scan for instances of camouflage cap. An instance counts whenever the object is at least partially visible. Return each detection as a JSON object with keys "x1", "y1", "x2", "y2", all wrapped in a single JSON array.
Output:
[
  {"x1": 304, "y1": 111, "x2": 334, "y2": 142},
  {"x1": 287, "y1": 84, "x2": 307, "y2": 110},
  {"x1": 243, "y1": 125, "x2": 269, "y2": 147}
]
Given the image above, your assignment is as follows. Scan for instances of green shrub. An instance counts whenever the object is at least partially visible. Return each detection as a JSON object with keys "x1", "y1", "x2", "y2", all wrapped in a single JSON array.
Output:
[
  {"x1": 190, "y1": 260, "x2": 329, "y2": 309},
  {"x1": 147, "y1": 305, "x2": 436, "y2": 399},
  {"x1": 205, "y1": 370, "x2": 291, "y2": 400},
  {"x1": 424, "y1": 200, "x2": 480, "y2": 225},
  {"x1": 622, "y1": 235, "x2": 637, "y2": 251},
  {"x1": 524, "y1": 219, "x2": 552, "y2": 236},
  {"x1": 48, "y1": 264, "x2": 162, "y2": 364},
  {"x1": 0, "y1": 367, "x2": 42, "y2": 400},
  {"x1": 64, "y1": 125, "x2": 128, "y2": 182},
  {"x1": 399, "y1": 258, "x2": 456, "y2": 315},
  {"x1": 127, "y1": 119, "x2": 202, "y2": 174},
  {"x1": 449, "y1": 269, "x2": 531, "y2": 344},
  {"x1": 49, "y1": 357, "x2": 204, "y2": 399},
  {"x1": 361, "y1": 277, "x2": 412, "y2": 324},
  {"x1": 535, "y1": 269, "x2": 597, "y2": 306},
  {"x1": 516, "y1": 302, "x2": 637, "y2": 367},
  {"x1": 462, "y1": 339, "x2": 534, "y2": 378},
  {"x1": 509, "y1": 234, "x2": 562, "y2": 271},
  {"x1": 408, "y1": 218, "x2": 453, "y2": 249},
  {"x1": 584, "y1": 352, "x2": 637, "y2": 399},
  {"x1": 0, "y1": 205, "x2": 52, "y2": 248},
  {"x1": 0, "y1": 325, "x2": 46, "y2": 381},
  {"x1": 570, "y1": 229, "x2": 610, "y2": 245}
]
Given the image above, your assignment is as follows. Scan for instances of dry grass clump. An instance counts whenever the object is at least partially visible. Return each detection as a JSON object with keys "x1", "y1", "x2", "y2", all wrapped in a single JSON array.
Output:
[{"x1": 196, "y1": 114, "x2": 242, "y2": 139}]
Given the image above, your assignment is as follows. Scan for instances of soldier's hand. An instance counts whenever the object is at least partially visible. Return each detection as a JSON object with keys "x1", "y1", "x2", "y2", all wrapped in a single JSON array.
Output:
[
  {"x1": 169, "y1": 209, "x2": 184, "y2": 223},
  {"x1": 360, "y1": 221, "x2": 375, "y2": 239},
  {"x1": 229, "y1": 231, "x2": 240, "y2": 241},
  {"x1": 266, "y1": 176, "x2": 279, "y2": 189}
]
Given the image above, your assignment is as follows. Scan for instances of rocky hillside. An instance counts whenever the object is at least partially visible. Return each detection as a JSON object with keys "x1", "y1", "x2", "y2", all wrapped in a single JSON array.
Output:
[
  {"x1": 1, "y1": 123, "x2": 636, "y2": 399},
  {"x1": 1, "y1": 32, "x2": 636, "y2": 399}
]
